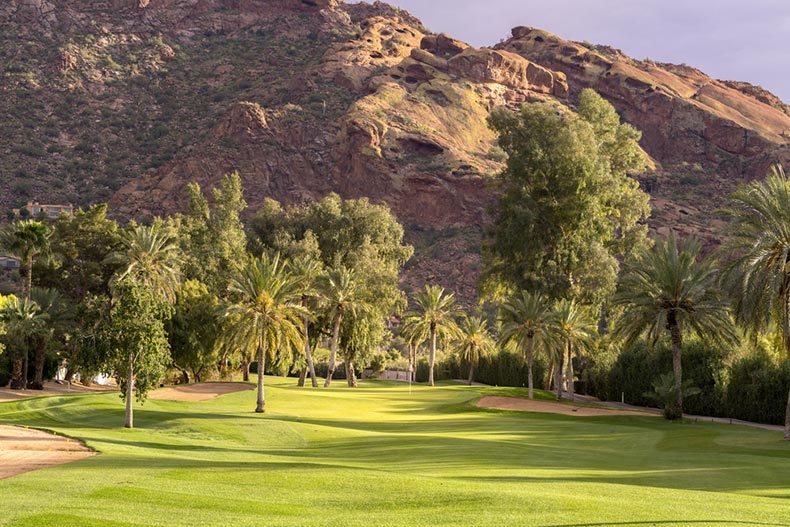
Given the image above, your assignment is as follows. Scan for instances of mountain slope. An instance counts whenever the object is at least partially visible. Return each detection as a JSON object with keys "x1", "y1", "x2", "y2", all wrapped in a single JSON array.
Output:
[{"x1": 1, "y1": 0, "x2": 789, "y2": 299}]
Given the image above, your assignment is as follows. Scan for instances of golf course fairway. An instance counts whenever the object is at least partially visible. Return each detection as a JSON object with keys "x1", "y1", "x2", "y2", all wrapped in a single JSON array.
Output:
[{"x1": 1, "y1": 377, "x2": 789, "y2": 526}]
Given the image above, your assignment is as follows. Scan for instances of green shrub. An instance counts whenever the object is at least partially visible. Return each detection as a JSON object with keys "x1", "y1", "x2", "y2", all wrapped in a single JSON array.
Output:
[{"x1": 726, "y1": 351, "x2": 790, "y2": 425}]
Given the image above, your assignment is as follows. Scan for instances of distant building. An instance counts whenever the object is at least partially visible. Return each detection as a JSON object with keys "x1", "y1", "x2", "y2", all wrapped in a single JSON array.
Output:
[
  {"x1": 13, "y1": 201, "x2": 74, "y2": 219},
  {"x1": 0, "y1": 256, "x2": 20, "y2": 270}
]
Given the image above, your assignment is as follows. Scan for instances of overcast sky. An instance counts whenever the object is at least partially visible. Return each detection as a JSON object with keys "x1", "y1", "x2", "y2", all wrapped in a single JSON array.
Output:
[{"x1": 356, "y1": 0, "x2": 790, "y2": 102}]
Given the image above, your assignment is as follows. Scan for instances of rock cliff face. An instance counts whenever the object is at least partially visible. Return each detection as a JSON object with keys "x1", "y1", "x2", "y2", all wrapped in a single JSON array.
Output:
[{"x1": 1, "y1": 1, "x2": 789, "y2": 298}]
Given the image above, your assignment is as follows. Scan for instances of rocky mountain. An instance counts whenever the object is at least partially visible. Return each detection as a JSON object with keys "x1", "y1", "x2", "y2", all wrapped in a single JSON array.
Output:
[{"x1": 2, "y1": 0, "x2": 789, "y2": 299}]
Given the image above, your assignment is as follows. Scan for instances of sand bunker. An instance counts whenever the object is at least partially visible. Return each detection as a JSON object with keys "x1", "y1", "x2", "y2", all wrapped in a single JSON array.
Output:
[
  {"x1": 477, "y1": 395, "x2": 656, "y2": 417},
  {"x1": 0, "y1": 426, "x2": 94, "y2": 479},
  {"x1": 148, "y1": 382, "x2": 254, "y2": 401}
]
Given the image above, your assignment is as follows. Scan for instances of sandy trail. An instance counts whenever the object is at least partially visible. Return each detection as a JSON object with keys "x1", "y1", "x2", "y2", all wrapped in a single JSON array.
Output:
[
  {"x1": 0, "y1": 426, "x2": 94, "y2": 479},
  {"x1": 477, "y1": 395, "x2": 657, "y2": 417},
  {"x1": 148, "y1": 382, "x2": 255, "y2": 401},
  {"x1": 0, "y1": 381, "x2": 115, "y2": 403}
]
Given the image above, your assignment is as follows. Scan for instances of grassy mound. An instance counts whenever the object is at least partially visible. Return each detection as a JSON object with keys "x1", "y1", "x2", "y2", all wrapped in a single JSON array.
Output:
[{"x1": 1, "y1": 378, "x2": 789, "y2": 526}]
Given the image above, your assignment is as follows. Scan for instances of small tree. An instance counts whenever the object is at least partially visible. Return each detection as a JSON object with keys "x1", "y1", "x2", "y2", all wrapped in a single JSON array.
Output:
[
  {"x1": 454, "y1": 315, "x2": 496, "y2": 385},
  {"x1": 498, "y1": 291, "x2": 553, "y2": 399},
  {"x1": 404, "y1": 285, "x2": 460, "y2": 386},
  {"x1": 220, "y1": 253, "x2": 305, "y2": 412},
  {"x1": 103, "y1": 281, "x2": 171, "y2": 428},
  {"x1": 551, "y1": 299, "x2": 597, "y2": 401}
]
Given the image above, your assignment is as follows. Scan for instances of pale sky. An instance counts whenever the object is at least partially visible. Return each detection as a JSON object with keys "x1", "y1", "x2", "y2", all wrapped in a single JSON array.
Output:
[{"x1": 351, "y1": 0, "x2": 790, "y2": 102}]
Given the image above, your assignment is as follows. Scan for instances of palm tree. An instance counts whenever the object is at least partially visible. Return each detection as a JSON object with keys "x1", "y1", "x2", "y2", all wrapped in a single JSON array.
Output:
[
  {"x1": 400, "y1": 316, "x2": 427, "y2": 382},
  {"x1": 289, "y1": 258, "x2": 322, "y2": 388},
  {"x1": 0, "y1": 220, "x2": 52, "y2": 300},
  {"x1": 454, "y1": 315, "x2": 496, "y2": 385},
  {"x1": 404, "y1": 285, "x2": 460, "y2": 386},
  {"x1": 719, "y1": 164, "x2": 790, "y2": 438},
  {"x1": 108, "y1": 223, "x2": 182, "y2": 427},
  {"x1": 28, "y1": 288, "x2": 62, "y2": 390},
  {"x1": 319, "y1": 266, "x2": 367, "y2": 387},
  {"x1": 0, "y1": 296, "x2": 47, "y2": 390},
  {"x1": 110, "y1": 223, "x2": 182, "y2": 305},
  {"x1": 613, "y1": 232, "x2": 736, "y2": 418},
  {"x1": 498, "y1": 291, "x2": 553, "y2": 399},
  {"x1": 551, "y1": 299, "x2": 597, "y2": 401},
  {"x1": 221, "y1": 253, "x2": 305, "y2": 412}
]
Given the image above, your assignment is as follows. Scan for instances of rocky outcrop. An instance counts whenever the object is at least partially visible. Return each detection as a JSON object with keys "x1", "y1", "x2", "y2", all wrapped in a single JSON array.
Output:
[{"x1": 496, "y1": 26, "x2": 790, "y2": 180}]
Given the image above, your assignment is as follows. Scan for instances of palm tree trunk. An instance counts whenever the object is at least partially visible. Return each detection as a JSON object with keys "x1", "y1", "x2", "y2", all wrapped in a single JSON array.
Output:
[
  {"x1": 242, "y1": 360, "x2": 250, "y2": 382},
  {"x1": 555, "y1": 353, "x2": 564, "y2": 401},
  {"x1": 25, "y1": 256, "x2": 33, "y2": 301},
  {"x1": 32, "y1": 336, "x2": 46, "y2": 390},
  {"x1": 467, "y1": 360, "x2": 475, "y2": 385},
  {"x1": 526, "y1": 337, "x2": 534, "y2": 400},
  {"x1": 325, "y1": 313, "x2": 342, "y2": 387},
  {"x1": 256, "y1": 343, "x2": 266, "y2": 413},
  {"x1": 304, "y1": 317, "x2": 318, "y2": 388},
  {"x1": 125, "y1": 352, "x2": 134, "y2": 429},
  {"x1": 566, "y1": 343, "x2": 575, "y2": 401},
  {"x1": 347, "y1": 360, "x2": 357, "y2": 387},
  {"x1": 297, "y1": 368, "x2": 307, "y2": 387},
  {"x1": 428, "y1": 324, "x2": 436, "y2": 387},
  {"x1": 668, "y1": 313, "x2": 683, "y2": 417},
  {"x1": 10, "y1": 356, "x2": 23, "y2": 389},
  {"x1": 22, "y1": 340, "x2": 29, "y2": 390},
  {"x1": 545, "y1": 361, "x2": 554, "y2": 391}
]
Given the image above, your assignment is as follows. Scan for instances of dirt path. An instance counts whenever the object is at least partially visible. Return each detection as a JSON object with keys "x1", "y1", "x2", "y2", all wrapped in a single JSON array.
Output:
[
  {"x1": 148, "y1": 382, "x2": 254, "y2": 401},
  {"x1": 477, "y1": 395, "x2": 657, "y2": 417},
  {"x1": 0, "y1": 426, "x2": 94, "y2": 479},
  {"x1": 0, "y1": 381, "x2": 115, "y2": 403}
]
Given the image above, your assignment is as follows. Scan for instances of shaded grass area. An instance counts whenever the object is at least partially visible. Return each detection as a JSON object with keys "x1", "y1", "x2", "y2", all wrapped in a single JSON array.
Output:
[{"x1": 1, "y1": 378, "x2": 790, "y2": 526}]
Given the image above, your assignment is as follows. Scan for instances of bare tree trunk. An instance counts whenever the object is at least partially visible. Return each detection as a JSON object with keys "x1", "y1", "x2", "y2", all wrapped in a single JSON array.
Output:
[
  {"x1": 297, "y1": 368, "x2": 307, "y2": 387},
  {"x1": 304, "y1": 317, "x2": 318, "y2": 388},
  {"x1": 255, "y1": 344, "x2": 266, "y2": 413},
  {"x1": 32, "y1": 337, "x2": 46, "y2": 389},
  {"x1": 325, "y1": 313, "x2": 342, "y2": 387},
  {"x1": 347, "y1": 360, "x2": 357, "y2": 387},
  {"x1": 428, "y1": 324, "x2": 436, "y2": 387},
  {"x1": 10, "y1": 357, "x2": 23, "y2": 389},
  {"x1": 669, "y1": 313, "x2": 683, "y2": 417},
  {"x1": 526, "y1": 337, "x2": 534, "y2": 400},
  {"x1": 555, "y1": 353, "x2": 564, "y2": 401},
  {"x1": 467, "y1": 360, "x2": 475, "y2": 385},
  {"x1": 124, "y1": 353, "x2": 134, "y2": 429},
  {"x1": 566, "y1": 343, "x2": 575, "y2": 401},
  {"x1": 22, "y1": 344, "x2": 29, "y2": 391},
  {"x1": 545, "y1": 361, "x2": 554, "y2": 391},
  {"x1": 242, "y1": 360, "x2": 250, "y2": 382}
]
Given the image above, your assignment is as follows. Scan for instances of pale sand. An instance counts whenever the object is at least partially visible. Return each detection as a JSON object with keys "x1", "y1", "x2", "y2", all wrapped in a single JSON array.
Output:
[
  {"x1": 0, "y1": 425, "x2": 94, "y2": 479},
  {"x1": 0, "y1": 380, "x2": 115, "y2": 403},
  {"x1": 148, "y1": 382, "x2": 255, "y2": 401},
  {"x1": 477, "y1": 395, "x2": 657, "y2": 417}
]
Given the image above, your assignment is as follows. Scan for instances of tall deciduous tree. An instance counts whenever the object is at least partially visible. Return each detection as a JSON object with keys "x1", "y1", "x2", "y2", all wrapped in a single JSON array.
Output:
[
  {"x1": 404, "y1": 285, "x2": 460, "y2": 386},
  {"x1": 719, "y1": 165, "x2": 790, "y2": 438},
  {"x1": 481, "y1": 90, "x2": 650, "y2": 307},
  {"x1": 454, "y1": 315, "x2": 495, "y2": 385},
  {"x1": 614, "y1": 232, "x2": 736, "y2": 419},
  {"x1": 221, "y1": 253, "x2": 305, "y2": 412},
  {"x1": 498, "y1": 291, "x2": 553, "y2": 399}
]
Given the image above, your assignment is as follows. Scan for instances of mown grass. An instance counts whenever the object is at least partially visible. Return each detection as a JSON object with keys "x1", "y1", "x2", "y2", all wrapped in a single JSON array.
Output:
[{"x1": 1, "y1": 377, "x2": 790, "y2": 526}]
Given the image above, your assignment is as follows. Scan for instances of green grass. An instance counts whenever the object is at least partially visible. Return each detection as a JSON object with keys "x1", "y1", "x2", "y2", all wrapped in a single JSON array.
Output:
[{"x1": 2, "y1": 377, "x2": 790, "y2": 526}]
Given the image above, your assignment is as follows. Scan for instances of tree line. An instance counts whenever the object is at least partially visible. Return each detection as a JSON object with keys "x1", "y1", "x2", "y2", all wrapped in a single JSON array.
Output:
[{"x1": 0, "y1": 89, "x2": 789, "y2": 440}]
